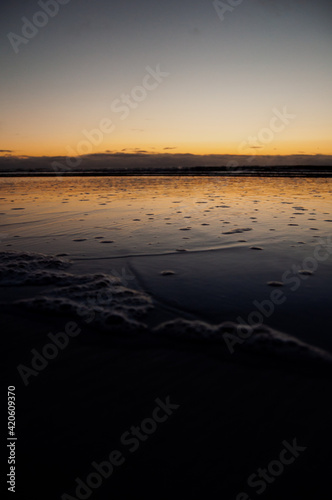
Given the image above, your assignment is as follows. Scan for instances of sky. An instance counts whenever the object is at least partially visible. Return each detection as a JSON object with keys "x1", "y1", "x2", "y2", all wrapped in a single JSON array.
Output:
[{"x1": 1, "y1": 0, "x2": 332, "y2": 164}]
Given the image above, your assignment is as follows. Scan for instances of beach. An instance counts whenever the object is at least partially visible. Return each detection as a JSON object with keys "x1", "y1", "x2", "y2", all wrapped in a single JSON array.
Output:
[
  {"x1": 3, "y1": 0, "x2": 332, "y2": 496},
  {"x1": 2, "y1": 175, "x2": 332, "y2": 499}
]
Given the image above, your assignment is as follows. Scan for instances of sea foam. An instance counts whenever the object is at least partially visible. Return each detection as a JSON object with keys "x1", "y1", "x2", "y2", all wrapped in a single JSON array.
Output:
[{"x1": 1, "y1": 251, "x2": 331, "y2": 366}]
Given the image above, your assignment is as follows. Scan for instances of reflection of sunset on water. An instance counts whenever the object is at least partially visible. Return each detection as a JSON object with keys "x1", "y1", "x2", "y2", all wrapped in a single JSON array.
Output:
[{"x1": 1, "y1": 176, "x2": 331, "y2": 258}]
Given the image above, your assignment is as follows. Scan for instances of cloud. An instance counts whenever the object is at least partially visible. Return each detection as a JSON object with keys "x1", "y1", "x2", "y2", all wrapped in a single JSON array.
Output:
[
  {"x1": 164, "y1": 147, "x2": 177, "y2": 150},
  {"x1": 0, "y1": 152, "x2": 331, "y2": 174},
  {"x1": 0, "y1": 150, "x2": 13, "y2": 153}
]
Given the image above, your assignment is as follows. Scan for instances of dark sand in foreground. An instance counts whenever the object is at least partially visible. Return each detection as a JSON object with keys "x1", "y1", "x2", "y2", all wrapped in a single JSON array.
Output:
[{"x1": 4, "y1": 305, "x2": 332, "y2": 500}]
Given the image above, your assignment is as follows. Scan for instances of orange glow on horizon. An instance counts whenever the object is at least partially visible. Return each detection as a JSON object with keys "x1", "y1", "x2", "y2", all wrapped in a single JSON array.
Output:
[{"x1": 1, "y1": 139, "x2": 331, "y2": 159}]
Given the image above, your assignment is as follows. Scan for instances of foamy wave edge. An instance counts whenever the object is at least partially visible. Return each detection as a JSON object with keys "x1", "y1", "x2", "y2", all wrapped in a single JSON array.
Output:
[
  {"x1": 1, "y1": 251, "x2": 331, "y2": 367},
  {"x1": 153, "y1": 319, "x2": 332, "y2": 366}
]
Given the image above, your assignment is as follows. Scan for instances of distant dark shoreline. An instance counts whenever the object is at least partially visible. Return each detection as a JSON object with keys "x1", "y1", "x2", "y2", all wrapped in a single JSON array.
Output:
[{"x1": 1, "y1": 166, "x2": 332, "y2": 178}]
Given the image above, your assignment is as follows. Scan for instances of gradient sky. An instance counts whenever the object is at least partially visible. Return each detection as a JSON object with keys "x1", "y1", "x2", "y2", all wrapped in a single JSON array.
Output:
[{"x1": 1, "y1": 0, "x2": 332, "y2": 159}]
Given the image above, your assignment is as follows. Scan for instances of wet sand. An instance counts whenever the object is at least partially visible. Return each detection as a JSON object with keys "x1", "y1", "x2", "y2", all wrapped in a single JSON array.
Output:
[
  {"x1": 2, "y1": 176, "x2": 332, "y2": 499},
  {"x1": 4, "y1": 305, "x2": 332, "y2": 500}
]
